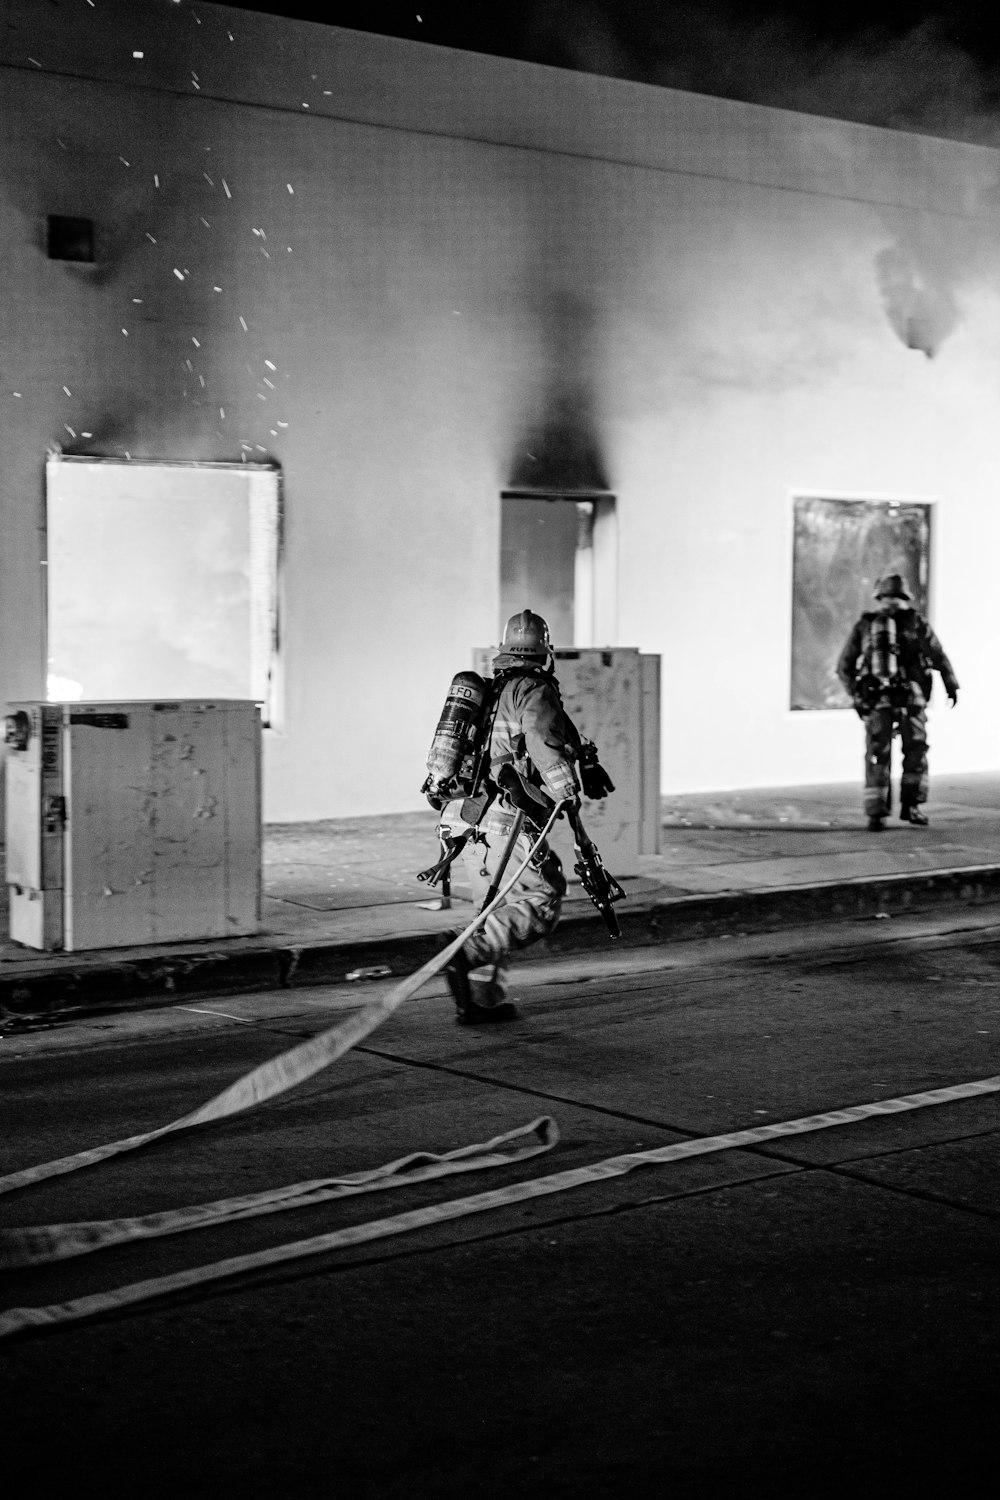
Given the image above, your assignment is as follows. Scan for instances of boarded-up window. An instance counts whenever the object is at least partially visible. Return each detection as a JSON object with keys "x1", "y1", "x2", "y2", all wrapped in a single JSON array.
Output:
[{"x1": 790, "y1": 496, "x2": 931, "y2": 710}]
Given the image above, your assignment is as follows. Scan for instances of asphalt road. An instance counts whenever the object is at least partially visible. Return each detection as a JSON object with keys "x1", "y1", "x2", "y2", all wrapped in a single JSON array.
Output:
[{"x1": 2, "y1": 912, "x2": 999, "y2": 1498}]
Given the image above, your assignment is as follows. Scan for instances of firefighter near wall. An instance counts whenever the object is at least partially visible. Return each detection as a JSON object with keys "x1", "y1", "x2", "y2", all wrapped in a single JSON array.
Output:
[
  {"x1": 837, "y1": 572, "x2": 960, "y2": 832},
  {"x1": 419, "y1": 610, "x2": 623, "y2": 1024}
]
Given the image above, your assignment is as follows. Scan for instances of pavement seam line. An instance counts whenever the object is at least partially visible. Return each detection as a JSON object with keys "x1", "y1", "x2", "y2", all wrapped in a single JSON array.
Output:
[{"x1": 2, "y1": 1073, "x2": 997, "y2": 1340}]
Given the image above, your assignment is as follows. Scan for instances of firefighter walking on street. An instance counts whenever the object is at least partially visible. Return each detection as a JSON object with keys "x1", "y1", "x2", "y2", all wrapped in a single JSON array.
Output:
[
  {"x1": 837, "y1": 573, "x2": 959, "y2": 831},
  {"x1": 422, "y1": 609, "x2": 614, "y2": 1025}
]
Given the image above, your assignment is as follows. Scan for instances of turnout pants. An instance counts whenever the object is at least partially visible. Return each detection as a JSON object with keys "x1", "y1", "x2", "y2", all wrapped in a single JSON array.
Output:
[
  {"x1": 863, "y1": 702, "x2": 929, "y2": 819},
  {"x1": 458, "y1": 815, "x2": 566, "y2": 999}
]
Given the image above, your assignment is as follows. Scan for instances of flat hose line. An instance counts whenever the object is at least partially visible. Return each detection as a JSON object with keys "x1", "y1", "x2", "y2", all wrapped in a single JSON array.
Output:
[{"x1": 2, "y1": 1074, "x2": 998, "y2": 1339}]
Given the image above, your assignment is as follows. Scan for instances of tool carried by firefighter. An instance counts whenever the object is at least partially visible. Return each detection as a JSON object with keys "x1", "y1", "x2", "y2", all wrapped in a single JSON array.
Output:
[
  {"x1": 491, "y1": 763, "x2": 626, "y2": 940},
  {"x1": 566, "y1": 803, "x2": 627, "y2": 939}
]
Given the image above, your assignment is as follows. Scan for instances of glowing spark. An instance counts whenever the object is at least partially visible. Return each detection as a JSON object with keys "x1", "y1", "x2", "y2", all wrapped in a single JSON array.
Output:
[
  {"x1": 323, "y1": 91, "x2": 332, "y2": 96},
  {"x1": 133, "y1": 52, "x2": 144, "y2": 60},
  {"x1": 132, "y1": 297, "x2": 143, "y2": 303},
  {"x1": 228, "y1": 32, "x2": 234, "y2": 42},
  {"x1": 256, "y1": 445, "x2": 266, "y2": 453},
  {"x1": 302, "y1": 103, "x2": 309, "y2": 109},
  {"x1": 65, "y1": 426, "x2": 76, "y2": 437},
  {"x1": 239, "y1": 315, "x2": 248, "y2": 331},
  {"x1": 222, "y1": 179, "x2": 232, "y2": 199},
  {"x1": 146, "y1": 233, "x2": 157, "y2": 242},
  {"x1": 200, "y1": 217, "x2": 211, "y2": 227},
  {"x1": 28, "y1": 59, "x2": 41, "y2": 68},
  {"x1": 219, "y1": 407, "x2": 225, "y2": 419},
  {"x1": 264, "y1": 359, "x2": 276, "y2": 370},
  {"x1": 57, "y1": 139, "x2": 66, "y2": 149},
  {"x1": 185, "y1": 359, "x2": 193, "y2": 371},
  {"x1": 199, "y1": 375, "x2": 205, "y2": 387},
  {"x1": 119, "y1": 157, "x2": 130, "y2": 166},
  {"x1": 81, "y1": 432, "x2": 92, "y2": 438},
  {"x1": 277, "y1": 421, "x2": 288, "y2": 428},
  {"x1": 124, "y1": 451, "x2": 131, "y2": 460},
  {"x1": 173, "y1": 268, "x2": 185, "y2": 280},
  {"x1": 270, "y1": 430, "x2": 277, "y2": 436},
  {"x1": 13, "y1": 392, "x2": 21, "y2": 398},
  {"x1": 287, "y1": 184, "x2": 294, "y2": 194},
  {"x1": 213, "y1": 285, "x2": 222, "y2": 292},
  {"x1": 154, "y1": 174, "x2": 160, "y2": 187},
  {"x1": 261, "y1": 248, "x2": 270, "y2": 258},
  {"x1": 192, "y1": 81, "x2": 200, "y2": 90},
  {"x1": 203, "y1": 173, "x2": 214, "y2": 185},
  {"x1": 257, "y1": 393, "x2": 267, "y2": 401},
  {"x1": 192, "y1": 337, "x2": 200, "y2": 347},
  {"x1": 122, "y1": 328, "x2": 128, "y2": 336},
  {"x1": 63, "y1": 386, "x2": 72, "y2": 396},
  {"x1": 263, "y1": 377, "x2": 274, "y2": 389}
]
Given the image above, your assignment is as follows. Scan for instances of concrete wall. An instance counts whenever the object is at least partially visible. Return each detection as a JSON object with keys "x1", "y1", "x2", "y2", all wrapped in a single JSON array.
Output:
[{"x1": 2, "y1": 0, "x2": 999, "y2": 818}]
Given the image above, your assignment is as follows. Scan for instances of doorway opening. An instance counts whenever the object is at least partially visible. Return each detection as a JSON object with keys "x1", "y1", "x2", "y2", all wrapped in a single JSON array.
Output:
[
  {"x1": 45, "y1": 456, "x2": 281, "y2": 723},
  {"x1": 499, "y1": 490, "x2": 617, "y2": 648}
]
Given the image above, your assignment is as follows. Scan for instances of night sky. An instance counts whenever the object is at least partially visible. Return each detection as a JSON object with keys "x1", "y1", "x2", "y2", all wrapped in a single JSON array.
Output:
[{"x1": 212, "y1": 1, "x2": 1000, "y2": 141}]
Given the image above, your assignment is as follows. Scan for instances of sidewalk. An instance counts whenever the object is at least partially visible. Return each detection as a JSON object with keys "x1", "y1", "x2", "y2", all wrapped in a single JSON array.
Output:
[{"x1": 3, "y1": 772, "x2": 1000, "y2": 1019}]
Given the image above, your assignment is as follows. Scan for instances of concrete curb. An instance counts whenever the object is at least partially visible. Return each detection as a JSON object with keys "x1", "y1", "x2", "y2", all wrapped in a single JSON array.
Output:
[{"x1": 3, "y1": 863, "x2": 1000, "y2": 1025}]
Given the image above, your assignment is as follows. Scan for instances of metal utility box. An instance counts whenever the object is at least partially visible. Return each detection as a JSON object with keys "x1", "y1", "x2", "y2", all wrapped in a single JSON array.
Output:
[
  {"x1": 4, "y1": 700, "x2": 261, "y2": 952},
  {"x1": 472, "y1": 648, "x2": 660, "y2": 876}
]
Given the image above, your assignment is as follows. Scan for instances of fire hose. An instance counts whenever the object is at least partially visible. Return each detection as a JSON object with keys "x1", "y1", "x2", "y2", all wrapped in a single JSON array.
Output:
[
  {"x1": 0, "y1": 798, "x2": 570, "y2": 1202},
  {"x1": 6, "y1": 799, "x2": 994, "y2": 1341},
  {"x1": 0, "y1": 801, "x2": 572, "y2": 1333}
]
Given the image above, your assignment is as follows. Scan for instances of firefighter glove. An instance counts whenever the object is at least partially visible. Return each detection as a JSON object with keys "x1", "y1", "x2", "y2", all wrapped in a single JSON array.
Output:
[{"x1": 578, "y1": 740, "x2": 615, "y2": 799}]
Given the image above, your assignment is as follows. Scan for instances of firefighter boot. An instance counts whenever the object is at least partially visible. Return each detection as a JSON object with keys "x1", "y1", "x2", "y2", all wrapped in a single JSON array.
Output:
[
  {"x1": 443, "y1": 945, "x2": 518, "y2": 1024},
  {"x1": 900, "y1": 804, "x2": 929, "y2": 826}
]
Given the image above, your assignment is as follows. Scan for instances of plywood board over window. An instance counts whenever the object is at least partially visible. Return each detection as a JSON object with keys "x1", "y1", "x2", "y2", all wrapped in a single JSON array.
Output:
[
  {"x1": 45, "y1": 457, "x2": 281, "y2": 724},
  {"x1": 790, "y1": 495, "x2": 932, "y2": 711}
]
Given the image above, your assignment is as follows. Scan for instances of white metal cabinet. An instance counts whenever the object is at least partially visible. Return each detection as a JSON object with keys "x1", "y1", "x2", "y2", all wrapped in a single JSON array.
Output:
[{"x1": 4, "y1": 700, "x2": 261, "y2": 951}]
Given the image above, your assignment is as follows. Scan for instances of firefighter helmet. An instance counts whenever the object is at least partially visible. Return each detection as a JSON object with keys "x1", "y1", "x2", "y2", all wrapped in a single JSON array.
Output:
[
  {"x1": 501, "y1": 609, "x2": 551, "y2": 659},
  {"x1": 873, "y1": 573, "x2": 913, "y2": 601}
]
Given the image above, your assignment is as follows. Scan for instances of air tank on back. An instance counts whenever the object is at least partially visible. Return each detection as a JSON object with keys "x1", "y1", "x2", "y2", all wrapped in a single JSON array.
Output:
[{"x1": 424, "y1": 671, "x2": 488, "y2": 792}]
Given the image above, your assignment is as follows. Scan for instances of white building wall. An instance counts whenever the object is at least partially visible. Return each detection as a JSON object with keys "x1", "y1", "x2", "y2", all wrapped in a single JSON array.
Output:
[{"x1": 1, "y1": 0, "x2": 999, "y2": 817}]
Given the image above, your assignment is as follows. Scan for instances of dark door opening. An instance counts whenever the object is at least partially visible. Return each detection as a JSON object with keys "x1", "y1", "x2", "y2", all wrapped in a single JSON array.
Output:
[{"x1": 499, "y1": 491, "x2": 617, "y2": 648}]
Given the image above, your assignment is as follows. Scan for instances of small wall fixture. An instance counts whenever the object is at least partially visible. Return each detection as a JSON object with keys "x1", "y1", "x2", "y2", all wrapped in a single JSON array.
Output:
[{"x1": 47, "y1": 215, "x2": 95, "y2": 262}]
